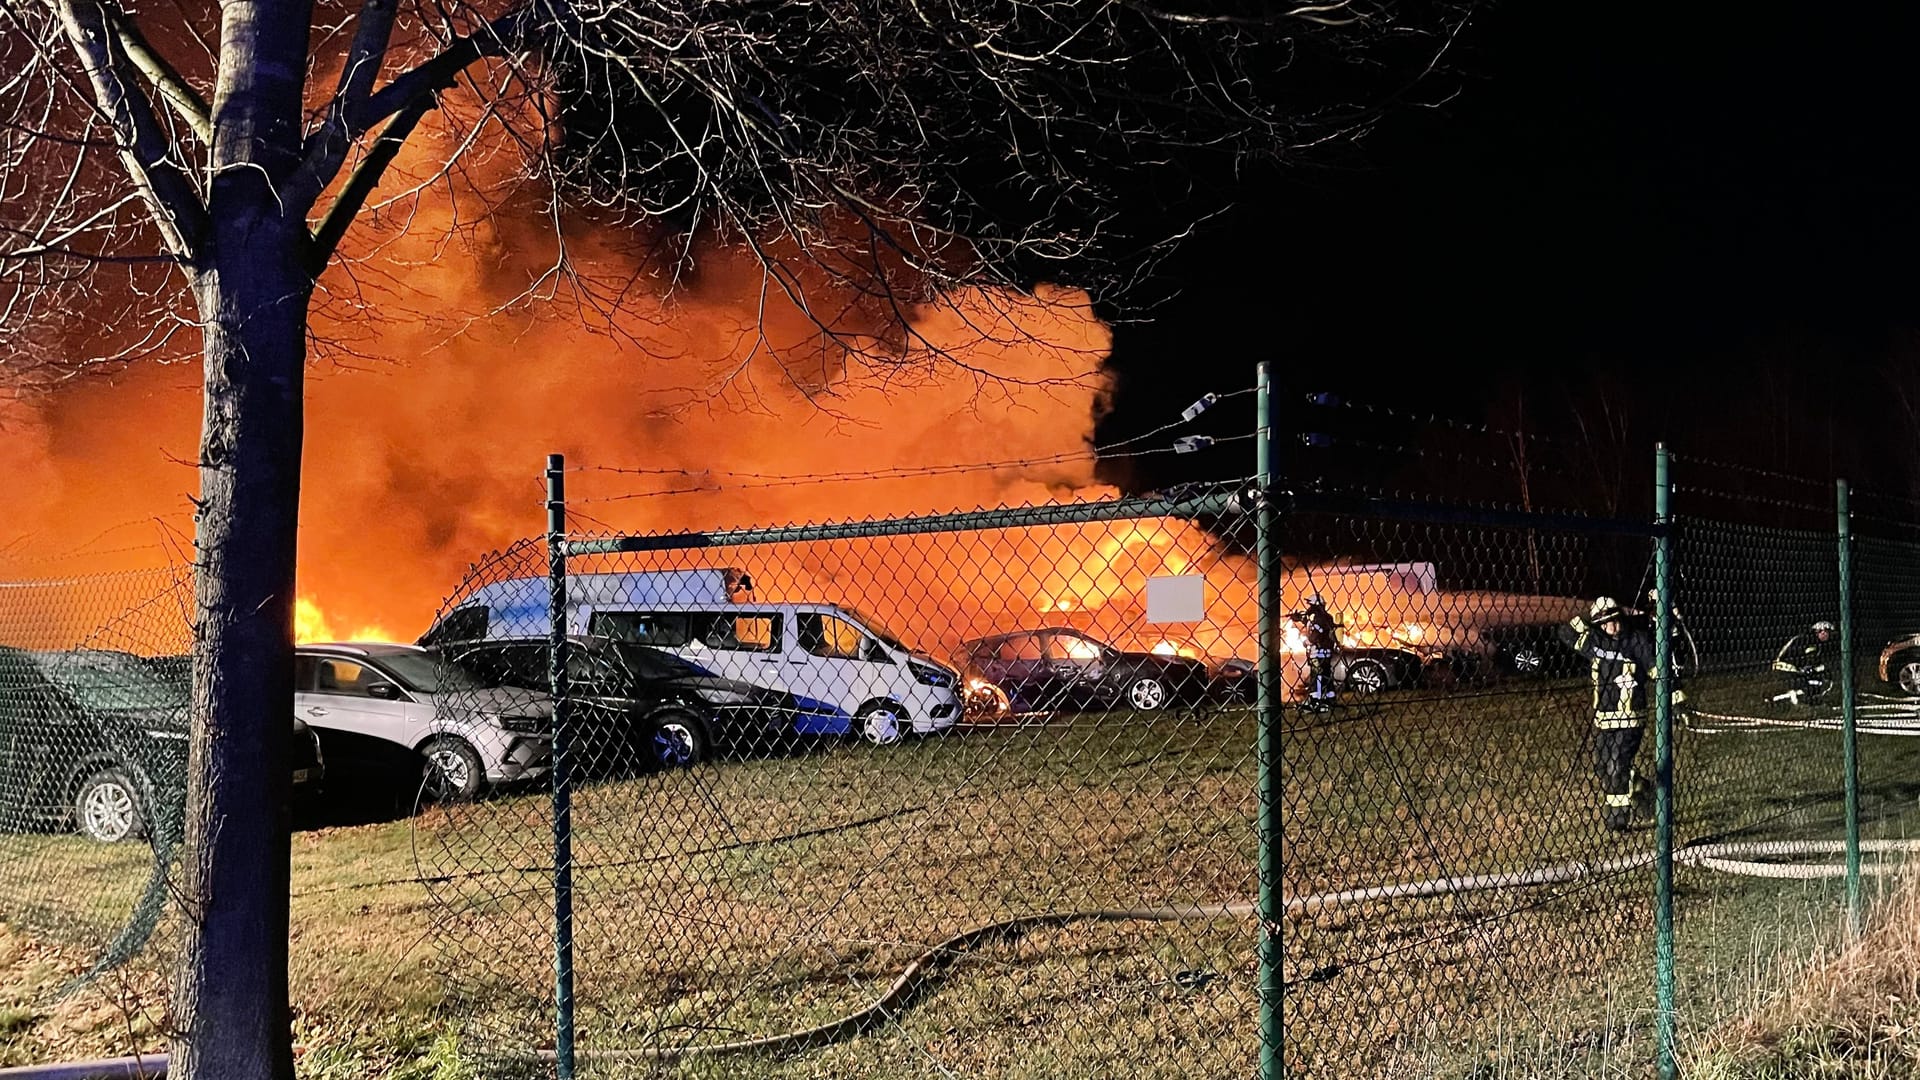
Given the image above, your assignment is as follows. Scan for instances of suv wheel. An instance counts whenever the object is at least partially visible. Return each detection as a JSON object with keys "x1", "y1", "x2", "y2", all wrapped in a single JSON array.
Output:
[
  {"x1": 421, "y1": 737, "x2": 486, "y2": 802},
  {"x1": 74, "y1": 768, "x2": 146, "y2": 844},
  {"x1": 651, "y1": 712, "x2": 709, "y2": 769},
  {"x1": 1510, "y1": 646, "x2": 1544, "y2": 675}
]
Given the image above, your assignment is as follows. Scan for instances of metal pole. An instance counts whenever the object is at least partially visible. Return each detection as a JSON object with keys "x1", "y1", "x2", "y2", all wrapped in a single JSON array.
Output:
[
  {"x1": 1652, "y1": 444, "x2": 1677, "y2": 1080},
  {"x1": 1837, "y1": 479, "x2": 1863, "y2": 935},
  {"x1": 545, "y1": 454, "x2": 576, "y2": 1080},
  {"x1": 1254, "y1": 362, "x2": 1281, "y2": 1080}
]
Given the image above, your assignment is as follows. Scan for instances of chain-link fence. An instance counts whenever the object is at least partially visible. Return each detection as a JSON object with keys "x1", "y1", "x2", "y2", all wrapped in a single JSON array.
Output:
[
  {"x1": 2, "y1": 404, "x2": 1919, "y2": 1078},
  {"x1": 407, "y1": 436, "x2": 1920, "y2": 1079},
  {"x1": 0, "y1": 566, "x2": 192, "y2": 1057}
]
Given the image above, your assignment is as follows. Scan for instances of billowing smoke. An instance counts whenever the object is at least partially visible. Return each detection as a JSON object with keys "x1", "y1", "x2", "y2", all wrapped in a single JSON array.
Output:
[{"x1": 0, "y1": 126, "x2": 1146, "y2": 644}]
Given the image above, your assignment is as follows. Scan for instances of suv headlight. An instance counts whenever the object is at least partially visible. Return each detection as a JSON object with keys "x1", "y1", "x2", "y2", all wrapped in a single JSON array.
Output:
[{"x1": 909, "y1": 661, "x2": 956, "y2": 688}]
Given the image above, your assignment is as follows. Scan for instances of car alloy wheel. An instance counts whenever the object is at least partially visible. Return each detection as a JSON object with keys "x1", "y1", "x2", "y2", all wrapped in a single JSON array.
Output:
[
  {"x1": 75, "y1": 770, "x2": 142, "y2": 844},
  {"x1": 1900, "y1": 660, "x2": 1920, "y2": 696},
  {"x1": 652, "y1": 717, "x2": 704, "y2": 769},
  {"x1": 858, "y1": 705, "x2": 906, "y2": 745},
  {"x1": 421, "y1": 737, "x2": 485, "y2": 802},
  {"x1": 1347, "y1": 660, "x2": 1388, "y2": 694},
  {"x1": 1127, "y1": 676, "x2": 1169, "y2": 711},
  {"x1": 1512, "y1": 647, "x2": 1544, "y2": 674}
]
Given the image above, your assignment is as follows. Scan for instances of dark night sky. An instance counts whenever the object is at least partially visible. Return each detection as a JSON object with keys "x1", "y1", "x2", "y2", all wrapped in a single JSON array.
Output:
[{"x1": 1098, "y1": 4, "x2": 1920, "y2": 508}]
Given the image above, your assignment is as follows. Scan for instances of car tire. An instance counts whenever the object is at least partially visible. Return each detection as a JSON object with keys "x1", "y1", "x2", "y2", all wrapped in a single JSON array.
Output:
[
  {"x1": 74, "y1": 768, "x2": 147, "y2": 844},
  {"x1": 1346, "y1": 659, "x2": 1389, "y2": 695},
  {"x1": 420, "y1": 736, "x2": 487, "y2": 802},
  {"x1": 650, "y1": 711, "x2": 709, "y2": 769},
  {"x1": 1126, "y1": 675, "x2": 1170, "y2": 712},
  {"x1": 1897, "y1": 656, "x2": 1920, "y2": 696},
  {"x1": 856, "y1": 703, "x2": 907, "y2": 746}
]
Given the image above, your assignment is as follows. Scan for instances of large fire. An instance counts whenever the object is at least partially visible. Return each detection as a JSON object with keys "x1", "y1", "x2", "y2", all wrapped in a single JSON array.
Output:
[{"x1": 0, "y1": 115, "x2": 1573, "y2": 674}]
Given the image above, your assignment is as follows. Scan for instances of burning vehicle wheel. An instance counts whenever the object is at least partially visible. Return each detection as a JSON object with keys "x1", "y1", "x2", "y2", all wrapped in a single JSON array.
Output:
[
  {"x1": 857, "y1": 704, "x2": 906, "y2": 746},
  {"x1": 1126, "y1": 676, "x2": 1169, "y2": 712},
  {"x1": 421, "y1": 736, "x2": 485, "y2": 802},
  {"x1": 963, "y1": 680, "x2": 1012, "y2": 722},
  {"x1": 651, "y1": 712, "x2": 708, "y2": 769},
  {"x1": 1346, "y1": 659, "x2": 1389, "y2": 695},
  {"x1": 74, "y1": 768, "x2": 146, "y2": 844}
]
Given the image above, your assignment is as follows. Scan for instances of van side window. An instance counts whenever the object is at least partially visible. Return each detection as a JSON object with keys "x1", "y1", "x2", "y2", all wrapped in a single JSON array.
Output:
[
  {"x1": 294, "y1": 655, "x2": 319, "y2": 692},
  {"x1": 798, "y1": 613, "x2": 869, "y2": 661},
  {"x1": 699, "y1": 612, "x2": 781, "y2": 653},
  {"x1": 422, "y1": 606, "x2": 488, "y2": 645},
  {"x1": 591, "y1": 612, "x2": 692, "y2": 647}
]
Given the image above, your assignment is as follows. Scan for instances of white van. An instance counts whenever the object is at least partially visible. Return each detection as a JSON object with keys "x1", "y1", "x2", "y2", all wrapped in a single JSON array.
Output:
[{"x1": 425, "y1": 573, "x2": 962, "y2": 744}]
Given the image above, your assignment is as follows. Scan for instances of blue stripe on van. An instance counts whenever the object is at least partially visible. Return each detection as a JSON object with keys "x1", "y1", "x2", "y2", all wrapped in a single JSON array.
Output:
[{"x1": 790, "y1": 696, "x2": 851, "y2": 736}]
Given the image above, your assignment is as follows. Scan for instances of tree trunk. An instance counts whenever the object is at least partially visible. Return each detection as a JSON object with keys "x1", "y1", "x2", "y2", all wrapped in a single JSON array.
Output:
[
  {"x1": 170, "y1": 2, "x2": 315, "y2": 1076},
  {"x1": 173, "y1": 232, "x2": 307, "y2": 1080}
]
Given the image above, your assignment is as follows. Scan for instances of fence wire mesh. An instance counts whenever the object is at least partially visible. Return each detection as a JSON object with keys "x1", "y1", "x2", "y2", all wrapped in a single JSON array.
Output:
[
  {"x1": 0, "y1": 566, "x2": 193, "y2": 1057},
  {"x1": 0, "y1": 448, "x2": 1913, "y2": 1077},
  {"x1": 418, "y1": 483, "x2": 1267, "y2": 1078}
]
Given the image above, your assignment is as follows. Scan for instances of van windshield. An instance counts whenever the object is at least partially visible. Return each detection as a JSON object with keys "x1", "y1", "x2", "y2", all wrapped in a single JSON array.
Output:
[{"x1": 836, "y1": 606, "x2": 909, "y2": 653}]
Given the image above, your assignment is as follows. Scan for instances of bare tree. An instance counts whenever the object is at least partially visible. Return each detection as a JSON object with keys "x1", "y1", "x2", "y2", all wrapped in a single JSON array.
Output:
[{"x1": 0, "y1": 0, "x2": 1469, "y2": 1075}]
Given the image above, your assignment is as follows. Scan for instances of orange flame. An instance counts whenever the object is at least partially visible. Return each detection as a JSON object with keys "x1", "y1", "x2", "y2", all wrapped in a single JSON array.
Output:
[{"x1": 294, "y1": 597, "x2": 392, "y2": 646}]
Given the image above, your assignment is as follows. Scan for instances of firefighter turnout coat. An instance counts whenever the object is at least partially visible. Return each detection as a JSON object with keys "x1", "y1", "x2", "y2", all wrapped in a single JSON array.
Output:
[{"x1": 1559, "y1": 617, "x2": 1664, "y2": 727}]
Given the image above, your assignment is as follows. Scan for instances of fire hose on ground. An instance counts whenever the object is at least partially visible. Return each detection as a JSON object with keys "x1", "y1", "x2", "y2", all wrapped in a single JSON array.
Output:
[
  {"x1": 518, "y1": 837, "x2": 1920, "y2": 1065},
  {"x1": 5, "y1": 839, "x2": 1916, "y2": 1078}
]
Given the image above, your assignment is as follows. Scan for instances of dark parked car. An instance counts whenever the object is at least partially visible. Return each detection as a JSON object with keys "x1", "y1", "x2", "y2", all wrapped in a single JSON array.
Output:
[
  {"x1": 0, "y1": 648, "x2": 322, "y2": 843},
  {"x1": 1484, "y1": 623, "x2": 1585, "y2": 679},
  {"x1": 959, "y1": 629, "x2": 1212, "y2": 713},
  {"x1": 442, "y1": 636, "x2": 803, "y2": 769}
]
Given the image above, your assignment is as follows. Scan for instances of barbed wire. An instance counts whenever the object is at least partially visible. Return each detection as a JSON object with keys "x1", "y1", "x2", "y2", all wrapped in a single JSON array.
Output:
[
  {"x1": 1297, "y1": 434, "x2": 1580, "y2": 481},
  {"x1": 1671, "y1": 482, "x2": 1832, "y2": 517},
  {"x1": 571, "y1": 436, "x2": 1252, "y2": 505},
  {"x1": 1668, "y1": 452, "x2": 1832, "y2": 491},
  {"x1": 1302, "y1": 393, "x2": 1567, "y2": 448}
]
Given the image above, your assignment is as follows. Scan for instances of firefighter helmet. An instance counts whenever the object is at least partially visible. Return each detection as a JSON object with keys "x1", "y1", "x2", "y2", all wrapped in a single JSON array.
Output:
[{"x1": 1589, "y1": 596, "x2": 1624, "y2": 623}]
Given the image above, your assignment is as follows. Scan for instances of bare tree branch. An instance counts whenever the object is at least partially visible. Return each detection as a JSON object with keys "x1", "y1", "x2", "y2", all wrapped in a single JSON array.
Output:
[
  {"x1": 52, "y1": 0, "x2": 207, "y2": 260},
  {"x1": 104, "y1": 2, "x2": 211, "y2": 143}
]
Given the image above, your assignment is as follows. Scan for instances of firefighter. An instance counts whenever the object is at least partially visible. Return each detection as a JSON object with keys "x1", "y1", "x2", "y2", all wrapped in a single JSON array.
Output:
[
  {"x1": 1561, "y1": 596, "x2": 1665, "y2": 831},
  {"x1": 1293, "y1": 594, "x2": 1338, "y2": 712},
  {"x1": 1772, "y1": 620, "x2": 1838, "y2": 705}
]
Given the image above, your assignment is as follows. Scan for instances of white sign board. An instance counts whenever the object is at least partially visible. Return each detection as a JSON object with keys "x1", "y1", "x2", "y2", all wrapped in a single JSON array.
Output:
[{"x1": 1145, "y1": 574, "x2": 1205, "y2": 624}]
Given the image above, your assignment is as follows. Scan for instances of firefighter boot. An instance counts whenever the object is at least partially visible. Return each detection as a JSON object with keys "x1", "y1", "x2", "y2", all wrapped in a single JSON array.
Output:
[{"x1": 1631, "y1": 778, "x2": 1656, "y2": 824}]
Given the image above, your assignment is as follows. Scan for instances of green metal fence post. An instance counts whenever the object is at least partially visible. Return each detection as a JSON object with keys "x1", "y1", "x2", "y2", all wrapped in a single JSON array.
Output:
[
  {"x1": 1653, "y1": 443, "x2": 1677, "y2": 1080},
  {"x1": 545, "y1": 453, "x2": 577, "y2": 1080},
  {"x1": 1255, "y1": 361, "x2": 1282, "y2": 1080},
  {"x1": 1837, "y1": 478, "x2": 1863, "y2": 935}
]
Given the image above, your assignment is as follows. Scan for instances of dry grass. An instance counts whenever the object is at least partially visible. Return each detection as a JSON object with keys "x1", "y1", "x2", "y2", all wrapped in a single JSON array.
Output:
[
  {"x1": 0, "y1": 672, "x2": 1911, "y2": 1078},
  {"x1": 1689, "y1": 873, "x2": 1920, "y2": 1079}
]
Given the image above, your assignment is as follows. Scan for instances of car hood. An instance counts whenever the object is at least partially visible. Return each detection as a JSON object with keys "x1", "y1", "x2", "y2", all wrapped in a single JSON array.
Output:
[{"x1": 420, "y1": 685, "x2": 554, "y2": 717}]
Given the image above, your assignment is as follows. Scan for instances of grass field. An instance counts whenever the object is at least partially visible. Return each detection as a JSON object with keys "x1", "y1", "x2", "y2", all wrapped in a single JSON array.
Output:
[{"x1": 0, "y1": 666, "x2": 1913, "y2": 1078}]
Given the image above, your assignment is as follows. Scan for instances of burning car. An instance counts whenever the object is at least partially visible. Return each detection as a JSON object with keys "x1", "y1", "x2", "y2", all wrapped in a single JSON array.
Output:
[{"x1": 959, "y1": 628, "x2": 1213, "y2": 713}]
